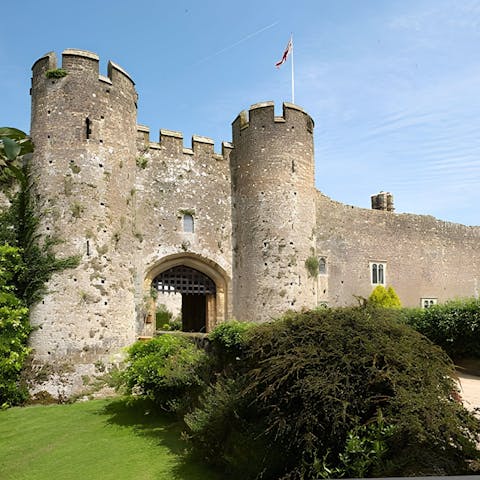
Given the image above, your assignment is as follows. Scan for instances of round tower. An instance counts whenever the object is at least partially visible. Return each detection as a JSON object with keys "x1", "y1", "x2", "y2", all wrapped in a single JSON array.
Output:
[
  {"x1": 29, "y1": 50, "x2": 139, "y2": 395},
  {"x1": 230, "y1": 102, "x2": 318, "y2": 322}
]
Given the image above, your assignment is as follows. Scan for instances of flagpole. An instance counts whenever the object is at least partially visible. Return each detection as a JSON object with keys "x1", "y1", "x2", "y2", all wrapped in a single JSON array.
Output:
[{"x1": 291, "y1": 34, "x2": 295, "y2": 104}]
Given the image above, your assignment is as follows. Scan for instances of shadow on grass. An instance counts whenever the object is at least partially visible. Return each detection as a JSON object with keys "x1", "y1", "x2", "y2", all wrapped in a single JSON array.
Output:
[{"x1": 99, "y1": 397, "x2": 220, "y2": 480}]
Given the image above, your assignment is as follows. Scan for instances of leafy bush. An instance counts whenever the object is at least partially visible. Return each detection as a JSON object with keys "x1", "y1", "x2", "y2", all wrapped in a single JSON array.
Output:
[
  {"x1": 0, "y1": 131, "x2": 79, "y2": 307},
  {"x1": 401, "y1": 298, "x2": 480, "y2": 359},
  {"x1": 169, "y1": 318, "x2": 182, "y2": 331},
  {"x1": 120, "y1": 334, "x2": 209, "y2": 413},
  {"x1": 156, "y1": 305, "x2": 182, "y2": 331},
  {"x1": 368, "y1": 285, "x2": 401, "y2": 308},
  {"x1": 184, "y1": 376, "x2": 276, "y2": 478},
  {"x1": 0, "y1": 245, "x2": 31, "y2": 407},
  {"x1": 155, "y1": 304, "x2": 172, "y2": 325},
  {"x1": 0, "y1": 127, "x2": 33, "y2": 182},
  {"x1": 208, "y1": 320, "x2": 255, "y2": 363},
  {"x1": 186, "y1": 307, "x2": 480, "y2": 478},
  {"x1": 319, "y1": 413, "x2": 396, "y2": 479}
]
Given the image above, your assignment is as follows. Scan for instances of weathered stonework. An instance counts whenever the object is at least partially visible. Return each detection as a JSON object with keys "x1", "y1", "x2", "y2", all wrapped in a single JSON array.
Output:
[
  {"x1": 22, "y1": 49, "x2": 480, "y2": 397},
  {"x1": 231, "y1": 102, "x2": 317, "y2": 322},
  {"x1": 316, "y1": 193, "x2": 480, "y2": 306}
]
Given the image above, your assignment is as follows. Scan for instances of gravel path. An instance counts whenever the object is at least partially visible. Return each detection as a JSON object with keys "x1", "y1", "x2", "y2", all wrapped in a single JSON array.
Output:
[{"x1": 457, "y1": 372, "x2": 480, "y2": 414}]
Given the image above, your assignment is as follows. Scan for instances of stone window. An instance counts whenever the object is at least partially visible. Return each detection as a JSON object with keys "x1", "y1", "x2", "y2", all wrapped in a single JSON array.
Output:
[
  {"x1": 370, "y1": 262, "x2": 386, "y2": 285},
  {"x1": 319, "y1": 257, "x2": 327, "y2": 275},
  {"x1": 183, "y1": 214, "x2": 194, "y2": 233},
  {"x1": 421, "y1": 298, "x2": 437, "y2": 309}
]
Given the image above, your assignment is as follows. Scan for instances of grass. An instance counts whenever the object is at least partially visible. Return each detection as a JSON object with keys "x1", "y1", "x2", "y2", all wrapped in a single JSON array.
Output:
[{"x1": 0, "y1": 398, "x2": 220, "y2": 480}]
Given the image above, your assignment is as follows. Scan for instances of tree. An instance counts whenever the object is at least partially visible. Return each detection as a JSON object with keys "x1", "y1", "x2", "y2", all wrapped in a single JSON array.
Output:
[
  {"x1": 0, "y1": 127, "x2": 33, "y2": 183},
  {"x1": 0, "y1": 128, "x2": 79, "y2": 306},
  {"x1": 369, "y1": 285, "x2": 402, "y2": 308},
  {"x1": 186, "y1": 308, "x2": 480, "y2": 478},
  {"x1": 0, "y1": 245, "x2": 30, "y2": 407}
]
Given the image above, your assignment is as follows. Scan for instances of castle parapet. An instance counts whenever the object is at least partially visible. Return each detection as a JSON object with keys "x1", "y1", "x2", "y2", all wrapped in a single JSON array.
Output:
[
  {"x1": 136, "y1": 125, "x2": 227, "y2": 159},
  {"x1": 62, "y1": 49, "x2": 99, "y2": 80},
  {"x1": 192, "y1": 135, "x2": 214, "y2": 155},
  {"x1": 31, "y1": 49, "x2": 135, "y2": 89},
  {"x1": 232, "y1": 101, "x2": 314, "y2": 140}
]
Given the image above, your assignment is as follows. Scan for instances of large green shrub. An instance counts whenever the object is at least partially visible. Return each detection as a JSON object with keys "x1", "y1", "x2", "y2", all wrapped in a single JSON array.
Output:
[
  {"x1": 0, "y1": 127, "x2": 33, "y2": 182},
  {"x1": 185, "y1": 376, "x2": 277, "y2": 478},
  {"x1": 185, "y1": 308, "x2": 480, "y2": 478},
  {"x1": 121, "y1": 334, "x2": 209, "y2": 413},
  {"x1": 0, "y1": 129, "x2": 79, "y2": 306},
  {"x1": 0, "y1": 174, "x2": 79, "y2": 307},
  {"x1": 0, "y1": 245, "x2": 31, "y2": 407},
  {"x1": 402, "y1": 298, "x2": 480, "y2": 359}
]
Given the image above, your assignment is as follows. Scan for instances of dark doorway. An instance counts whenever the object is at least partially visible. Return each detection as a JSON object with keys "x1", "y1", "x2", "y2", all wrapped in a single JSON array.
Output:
[
  {"x1": 152, "y1": 265, "x2": 216, "y2": 333},
  {"x1": 182, "y1": 294, "x2": 206, "y2": 332}
]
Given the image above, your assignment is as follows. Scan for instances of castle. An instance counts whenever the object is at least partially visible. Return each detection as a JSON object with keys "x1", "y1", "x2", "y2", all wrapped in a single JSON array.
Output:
[{"x1": 27, "y1": 49, "x2": 480, "y2": 397}]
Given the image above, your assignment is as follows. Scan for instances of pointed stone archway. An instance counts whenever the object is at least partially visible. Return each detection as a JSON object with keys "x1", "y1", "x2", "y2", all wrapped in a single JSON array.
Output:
[{"x1": 144, "y1": 253, "x2": 229, "y2": 334}]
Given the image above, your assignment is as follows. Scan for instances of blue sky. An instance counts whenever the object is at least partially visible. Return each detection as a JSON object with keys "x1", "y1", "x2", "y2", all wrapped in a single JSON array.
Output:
[{"x1": 2, "y1": 0, "x2": 480, "y2": 225}]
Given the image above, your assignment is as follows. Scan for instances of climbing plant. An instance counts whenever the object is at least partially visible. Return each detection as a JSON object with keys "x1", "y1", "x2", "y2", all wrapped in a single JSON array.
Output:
[
  {"x1": 305, "y1": 255, "x2": 319, "y2": 278},
  {"x1": 0, "y1": 128, "x2": 79, "y2": 405}
]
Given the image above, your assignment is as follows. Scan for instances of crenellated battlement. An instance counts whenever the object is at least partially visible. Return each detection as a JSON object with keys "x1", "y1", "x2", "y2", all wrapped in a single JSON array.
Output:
[
  {"x1": 136, "y1": 125, "x2": 230, "y2": 159},
  {"x1": 32, "y1": 49, "x2": 135, "y2": 88},
  {"x1": 232, "y1": 101, "x2": 314, "y2": 139}
]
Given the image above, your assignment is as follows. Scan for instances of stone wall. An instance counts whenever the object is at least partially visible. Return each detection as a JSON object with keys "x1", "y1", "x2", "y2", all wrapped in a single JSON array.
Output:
[{"x1": 316, "y1": 192, "x2": 480, "y2": 307}]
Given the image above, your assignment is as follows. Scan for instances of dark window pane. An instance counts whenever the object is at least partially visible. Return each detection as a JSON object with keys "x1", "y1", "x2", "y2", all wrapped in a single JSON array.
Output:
[{"x1": 378, "y1": 264, "x2": 384, "y2": 284}]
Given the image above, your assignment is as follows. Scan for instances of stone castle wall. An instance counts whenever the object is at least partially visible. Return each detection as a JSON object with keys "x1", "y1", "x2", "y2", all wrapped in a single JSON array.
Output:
[{"x1": 316, "y1": 192, "x2": 480, "y2": 307}]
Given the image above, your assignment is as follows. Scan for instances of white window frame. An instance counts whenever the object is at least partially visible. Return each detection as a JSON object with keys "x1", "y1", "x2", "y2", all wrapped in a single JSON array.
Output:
[
  {"x1": 421, "y1": 298, "x2": 437, "y2": 309},
  {"x1": 370, "y1": 261, "x2": 386, "y2": 285}
]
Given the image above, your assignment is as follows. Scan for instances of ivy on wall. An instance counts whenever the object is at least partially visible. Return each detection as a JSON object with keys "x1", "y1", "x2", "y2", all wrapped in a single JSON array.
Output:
[{"x1": 0, "y1": 128, "x2": 79, "y2": 406}]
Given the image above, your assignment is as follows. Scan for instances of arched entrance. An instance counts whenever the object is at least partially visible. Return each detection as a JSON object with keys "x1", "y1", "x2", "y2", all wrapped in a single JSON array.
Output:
[
  {"x1": 153, "y1": 266, "x2": 216, "y2": 332},
  {"x1": 144, "y1": 253, "x2": 229, "y2": 334}
]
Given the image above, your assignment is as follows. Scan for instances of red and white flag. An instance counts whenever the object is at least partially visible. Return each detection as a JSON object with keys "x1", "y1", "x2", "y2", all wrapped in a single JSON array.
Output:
[{"x1": 275, "y1": 37, "x2": 293, "y2": 68}]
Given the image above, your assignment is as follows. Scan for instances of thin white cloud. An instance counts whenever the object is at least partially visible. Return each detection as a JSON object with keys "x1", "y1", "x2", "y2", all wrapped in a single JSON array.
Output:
[{"x1": 192, "y1": 21, "x2": 279, "y2": 66}]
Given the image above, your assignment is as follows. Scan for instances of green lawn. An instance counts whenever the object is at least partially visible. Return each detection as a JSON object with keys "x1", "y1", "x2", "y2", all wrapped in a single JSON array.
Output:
[{"x1": 0, "y1": 398, "x2": 220, "y2": 480}]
